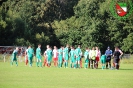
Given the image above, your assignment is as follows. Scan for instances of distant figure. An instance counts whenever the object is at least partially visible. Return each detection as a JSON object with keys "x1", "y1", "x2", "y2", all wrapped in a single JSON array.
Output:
[
  {"x1": 89, "y1": 47, "x2": 96, "y2": 69},
  {"x1": 69, "y1": 46, "x2": 76, "y2": 68},
  {"x1": 11, "y1": 47, "x2": 19, "y2": 66},
  {"x1": 58, "y1": 46, "x2": 63, "y2": 68},
  {"x1": 113, "y1": 47, "x2": 123, "y2": 70},
  {"x1": 25, "y1": 47, "x2": 29, "y2": 66},
  {"x1": 95, "y1": 47, "x2": 101, "y2": 68},
  {"x1": 53, "y1": 46, "x2": 58, "y2": 67},
  {"x1": 105, "y1": 47, "x2": 112, "y2": 69},
  {"x1": 45, "y1": 46, "x2": 52, "y2": 67},
  {"x1": 27, "y1": 46, "x2": 34, "y2": 67},
  {"x1": 75, "y1": 45, "x2": 82, "y2": 68},
  {"x1": 84, "y1": 48, "x2": 89, "y2": 69},
  {"x1": 20, "y1": 47, "x2": 25, "y2": 62},
  {"x1": 36, "y1": 44, "x2": 42, "y2": 67},
  {"x1": 100, "y1": 54, "x2": 106, "y2": 70},
  {"x1": 64, "y1": 44, "x2": 69, "y2": 68}
]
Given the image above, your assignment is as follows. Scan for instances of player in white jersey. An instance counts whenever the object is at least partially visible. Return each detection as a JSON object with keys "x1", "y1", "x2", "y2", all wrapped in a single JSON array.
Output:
[{"x1": 53, "y1": 46, "x2": 58, "y2": 67}]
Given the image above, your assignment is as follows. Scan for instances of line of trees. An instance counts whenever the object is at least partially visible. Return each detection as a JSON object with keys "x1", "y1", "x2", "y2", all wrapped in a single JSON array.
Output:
[{"x1": 0, "y1": 0, "x2": 133, "y2": 53}]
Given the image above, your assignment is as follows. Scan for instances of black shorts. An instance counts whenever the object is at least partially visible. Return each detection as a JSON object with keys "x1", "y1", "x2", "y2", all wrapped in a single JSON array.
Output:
[
  {"x1": 114, "y1": 58, "x2": 120, "y2": 63},
  {"x1": 106, "y1": 59, "x2": 111, "y2": 62}
]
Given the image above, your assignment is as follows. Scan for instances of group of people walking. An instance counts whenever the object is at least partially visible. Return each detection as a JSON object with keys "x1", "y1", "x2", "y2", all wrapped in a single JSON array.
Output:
[{"x1": 11, "y1": 44, "x2": 123, "y2": 70}]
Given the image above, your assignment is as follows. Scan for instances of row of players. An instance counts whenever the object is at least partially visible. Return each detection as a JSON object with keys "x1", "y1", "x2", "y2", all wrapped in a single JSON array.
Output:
[{"x1": 11, "y1": 44, "x2": 123, "y2": 70}]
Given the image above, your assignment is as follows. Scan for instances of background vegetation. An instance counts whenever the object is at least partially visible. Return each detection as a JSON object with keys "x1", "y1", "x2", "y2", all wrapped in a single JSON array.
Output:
[{"x1": 0, "y1": 0, "x2": 133, "y2": 53}]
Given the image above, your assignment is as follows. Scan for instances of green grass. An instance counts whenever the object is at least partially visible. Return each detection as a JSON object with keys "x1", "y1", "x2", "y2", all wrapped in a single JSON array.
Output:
[{"x1": 0, "y1": 61, "x2": 133, "y2": 88}]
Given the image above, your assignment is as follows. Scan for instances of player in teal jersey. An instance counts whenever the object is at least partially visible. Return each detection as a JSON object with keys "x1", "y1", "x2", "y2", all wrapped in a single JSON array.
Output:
[
  {"x1": 45, "y1": 47, "x2": 53, "y2": 67},
  {"x1": 58, "y1": 46, "x2": 63, "y2": 68},
  {"x1": 64, "y1": 44, "x2": 69, "y2": 68},
  {"x1": 100, "y1": 54, "x2": 106, "y2": 69},
  {"x1": 36, "y1": 44, "x2": 42, "y2": 67},
  {"x1": 69, "y1": 46, "x2": 76, "y2": 68},
  {"x1": 84, "y1": 48, "x2": 89, "y2": 69},
  {"x1": 11, "y1": 47, "x2": 19, "y2": 66},
  {"x1": 27, "y1": 46, "x2": 34, "y2": 67},
  {"x1": 75, "y1": 45, "x2": 82, "y2": 68}
]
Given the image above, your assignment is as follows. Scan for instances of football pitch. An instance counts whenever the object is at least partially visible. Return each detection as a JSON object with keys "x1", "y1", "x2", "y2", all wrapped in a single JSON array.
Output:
[{"x1": 0, "y1": 62, "x2": 133, "y2": 88}]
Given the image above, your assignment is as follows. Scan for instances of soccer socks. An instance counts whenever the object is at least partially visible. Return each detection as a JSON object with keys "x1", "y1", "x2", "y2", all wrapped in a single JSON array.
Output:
[
  {"x1": 78, "y1": 64, "x2": 80, "y2": 68},
  {"x1": 11, "y1": 61, "x2": 18, "y2": 66},
  {"x1": 26, "y1": 59, "x2": 28, "y2": 65},
  {"x1": 11, "y1": 61, "x2": 13, "y2": 65},
  {"x1": 102, "y1": 65, "x2": 105, "y2": 69},
  {"x1": 15, "y1": 61, "x2": 18, "y2": 66},
  {"x1": 39, "y1": 62, "x2": 42, "y2": 67},
  {"x1": 36, "y1": 62, "x2": 39, "y2": 67},
  {"x1": 66, "y1": 62, "x2": 68, "y2": 68},
  {"x1": 70, "y1": 63, "x2": 72, "y2": 68},
  {"x1": 64, "y1": 62, "x2": 66, "y2": 67},
  {"x1": 85, "y1": 63, "x2": 88, "y2": 68},
  {"x1": 58, "y1": 62, "x2": 62, "y2": 68},
  {"x1": 106, "y1": 64, "x2": 108, "y2": 69}
]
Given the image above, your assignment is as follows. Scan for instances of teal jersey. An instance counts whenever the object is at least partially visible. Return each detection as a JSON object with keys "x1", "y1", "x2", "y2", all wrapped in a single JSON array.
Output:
[
  {"x1": 84, "y1": 50, "x2": 89, "y2": 59},
  {"x1": 101, "y1": 55, "x2": 106, "y2": 60},
  {"x1": 36, "y1": 47, "x2": 41, "y2": 56},
  {"x1": 58, "y1": 49, "x2": 63, "y2": 56},
  {"x1": 69, "y1": 49, "x2": 75, "y2": 58},
  {"x1": 75, "y1": 48, "x2": 81, "y2": 57},
  {"x1": 64, "y1": 47, "x2": 69, "y2": 55},
  {"x1": 28, "y1": 48, "x2": 34, "y2": 57},
  {"x1": 46, "y1": 49, "x2": 52, "y2": 57},
  {"x1": 12, "y1": 50, "x2": 18, "y2": 59}
]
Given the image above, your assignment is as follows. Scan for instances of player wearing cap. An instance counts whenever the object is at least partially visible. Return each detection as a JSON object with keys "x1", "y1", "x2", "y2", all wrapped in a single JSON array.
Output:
[{"x1": 105, "y1": 47, "x2": 112, "y2": 69}]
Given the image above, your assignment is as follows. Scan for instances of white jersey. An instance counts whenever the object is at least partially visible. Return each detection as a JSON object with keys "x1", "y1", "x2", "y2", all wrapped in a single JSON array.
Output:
[
  {"x1": 53, "y1": 49, "x2": 58, "y2": 58},
  {"x1": 25, "y1": 49, "x2": 28, "y2": 55},
  {"x1": 95, "y1": 50, "x2": 101, "y2": 57}
]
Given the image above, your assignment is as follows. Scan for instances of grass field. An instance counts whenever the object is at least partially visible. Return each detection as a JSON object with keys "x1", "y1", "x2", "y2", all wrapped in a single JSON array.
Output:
[{"x1": 0, "y1": 60, "x2": 133, "y2": 88}]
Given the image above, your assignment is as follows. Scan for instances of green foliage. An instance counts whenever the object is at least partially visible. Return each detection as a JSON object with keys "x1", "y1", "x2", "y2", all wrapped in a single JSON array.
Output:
[{"x1": 0, "y1": 0, "x2": 133, "y2": 53}]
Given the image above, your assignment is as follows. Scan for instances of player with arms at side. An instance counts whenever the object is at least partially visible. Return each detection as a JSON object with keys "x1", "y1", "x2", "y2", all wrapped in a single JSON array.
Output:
[
  {"x1": 25, "y1": 47, "x2": 28, "y2": 66},
  {"x1": 46, "y1": 46, "x2": 53, "y2": 67},
  {"x1": 100, "y1": 54, "x2": 106, "y2": 70},
  {"x1": 95, "y1": 47, "x2": 101, "y2": 69},
  {"x1": 11, "y1": 47, "x2": 19, "y2": 66},
  {"x1": 105, "y1": 47, "x2": 112, "y2": 69},
  {"x1": 64, "y1": 44, "x2": 69, "y2": 68},
  {"x1": 89, "y1": 47, "x2": 96, "y2": 69},
  {"x1": 58, "y1": 46, "x2": 63, "y2": 68},
  {"x1": 75, "y1": 45, "x2": 82, "y2": 68},
  {"x1": 36, "y1": 44, "x2": 42, "y2": 67},
  {"x1": 27, "y1": 46, "x2": 34, "y2": 67},
  {"x1": 69, "y1": 46, "x2": 76, "y2": 68},
  {"x1": 84, "y1": 47, "x2": 89, "y2": 69},
  {"x1": 113, "y1": 47, "x2": 122, "y2": 70},
  {"x1": 53, "y1": 46, "x2": 58, "y2": 67}
]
